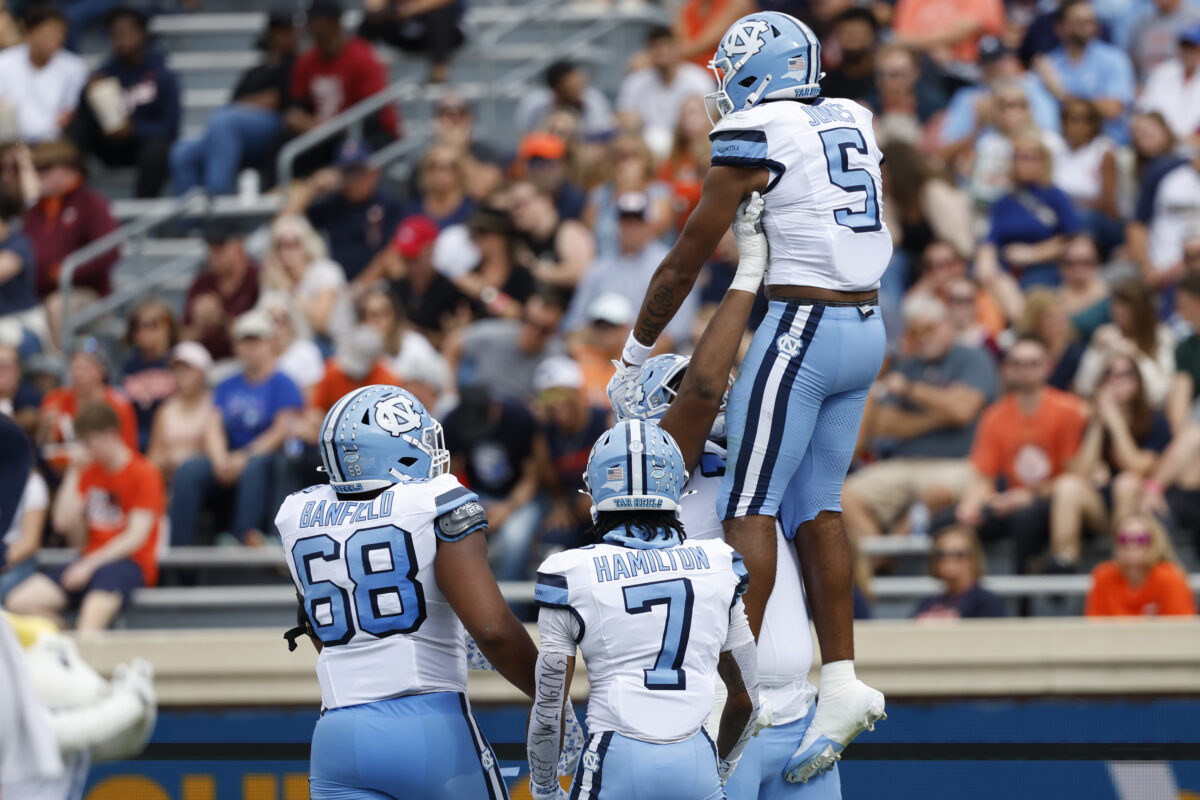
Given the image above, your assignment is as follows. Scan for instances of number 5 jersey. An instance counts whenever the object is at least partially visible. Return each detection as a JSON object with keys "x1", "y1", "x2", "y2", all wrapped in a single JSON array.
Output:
[
  {"x1": 534, "y1": 536, "x2": 751, "y2": 742},
  {"x1": 275, "y1": 474, "x2": 487, "y2": 709}
]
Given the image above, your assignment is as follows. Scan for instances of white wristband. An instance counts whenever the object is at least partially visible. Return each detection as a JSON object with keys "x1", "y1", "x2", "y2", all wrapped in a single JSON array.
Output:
[
  {"x1": 622, "y1": 331, "x2": 654, "y2": 366},
  {"x1": 729, "y1": 271, "x2": 762, "y2": 295}
]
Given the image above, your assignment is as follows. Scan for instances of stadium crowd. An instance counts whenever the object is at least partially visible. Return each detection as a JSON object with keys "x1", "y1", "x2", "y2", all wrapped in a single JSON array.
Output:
[{"x1": 1, "y1": 0, "x2": 1199, "y2": 630}]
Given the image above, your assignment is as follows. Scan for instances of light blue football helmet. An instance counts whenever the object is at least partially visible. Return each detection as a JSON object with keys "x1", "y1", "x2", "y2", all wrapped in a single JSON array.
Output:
[
  {"x1": 320, "y1": 384, "x2": 449, "y2": 493},
  {"x1": 705, "y1": 11, "x2": 823, "y2": 122},
  {"x1": 612, "y1": 354, "x2": 731, "y2": 442},
  {"x1": 583, "y1": 419, "x2": 688, "y2": 524}
]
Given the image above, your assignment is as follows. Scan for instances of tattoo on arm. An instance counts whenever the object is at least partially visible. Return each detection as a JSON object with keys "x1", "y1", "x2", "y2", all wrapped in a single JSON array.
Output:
[{"x1": 636, "y1": 286, "x2": 676, "y2": 345}]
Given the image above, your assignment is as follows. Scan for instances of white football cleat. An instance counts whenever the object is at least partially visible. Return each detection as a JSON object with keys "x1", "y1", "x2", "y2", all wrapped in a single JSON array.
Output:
[{"x1": 783, "y1": 679, "x2": 886, "y2": 783}]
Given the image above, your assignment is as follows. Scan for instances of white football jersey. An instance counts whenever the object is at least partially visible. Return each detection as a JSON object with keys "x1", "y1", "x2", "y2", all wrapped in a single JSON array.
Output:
[
  {"x1": 682, "y1": 443, "x2": 816, "y2": 724},
  {"x1": 534, "y1": 538, "x2": 749, "y2": 743},
  {"x1": 710, "y1": 98, "x2": 893, "y2": 292},
  {"x1": 275, "y1": 474, "x2": 486, "y2": 710}
]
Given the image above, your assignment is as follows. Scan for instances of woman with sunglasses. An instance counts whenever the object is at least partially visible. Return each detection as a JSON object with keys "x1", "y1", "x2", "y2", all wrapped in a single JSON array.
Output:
[
  {"x1": 1074, "y1": 279, "x2": 1175, "y2": 407},
  {"x1": 120, "y1": 299, "x2": 178, "y2": 452},
  {"x1": 262, "y1": 214, "x2": 354, "y2": 349},
  {"x1": 913, "y1": 525, "x2": 1006, "y2": 619},
  {"x1": 1085, "y1": 513, "x2": 1196, "y2": 617},
  {"x1": 1049, "y1": 353, "x2": 1173, "y2": 573}
]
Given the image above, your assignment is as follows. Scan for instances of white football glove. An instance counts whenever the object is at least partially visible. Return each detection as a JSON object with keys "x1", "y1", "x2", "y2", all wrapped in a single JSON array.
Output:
[
  {"x1": 606, "y1": 359, "x2": 644, "y2": 420},
  {"x1": 729, "y1": 191, "x2": 768, "y2": 295}
]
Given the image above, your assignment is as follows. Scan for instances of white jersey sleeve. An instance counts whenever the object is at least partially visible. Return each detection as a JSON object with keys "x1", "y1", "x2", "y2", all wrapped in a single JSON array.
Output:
[
  {"x1": 710, "y1": 98, "x2": 893, "y2": 292},
  {"x1": 678, "y1": 440, "x2": 728, "y2": 544},
  {"x1": 535, "y1": 538, "x2": 749, "y2": 743},
  {"x1": 275, "y1": 475, "x2": 487, "y2": 709}
]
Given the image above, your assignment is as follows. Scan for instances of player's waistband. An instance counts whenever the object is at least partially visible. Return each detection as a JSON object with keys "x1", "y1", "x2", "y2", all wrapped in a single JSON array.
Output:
[{"x1": 765, "y1": 289, "x2": 879, "y2": 307}]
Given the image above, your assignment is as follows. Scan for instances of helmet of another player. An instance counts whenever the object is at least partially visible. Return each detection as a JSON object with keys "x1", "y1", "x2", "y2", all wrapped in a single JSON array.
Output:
[
  {"x1": 612, "y1": 353, "x2": 731, "y2": 442},
  {"x1": 705, "y1": 11, "x2": 823, "y2": 123},
  {"x1": 583, "y1": 419, "x2": 688, "y2": 523},
  {"x1": 319, "y1": 385, "x2": 449, "y2": 493}
]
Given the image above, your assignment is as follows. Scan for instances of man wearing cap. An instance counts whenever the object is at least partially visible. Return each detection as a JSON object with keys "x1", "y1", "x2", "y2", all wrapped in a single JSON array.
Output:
[
  {"x1": 284, "y1": 138, "x2": 403, "y2": 282},
  {"x1": 146, "y1": 341, "x2": 214, "y2": 483},
  {"x1": 534, "y1": 354, "x2": 609, "y2": 547},
  {"x1": 68, "y1": 6, "x2": 180, "y2": 198},
  {"x1": 169, "y1": 10, "x2": 297, "y2": 196},
  {"x1": 169, "y1": 310, "x2": 303, "y2": 547},
  {"x1": 0, "y1": 5, "x2": 86, "y2": 144},
  {"x1": 516, "y1": 133, "x2": 587, "y2": 222},
  {"x1": 563, "y1": 191, "x2": 698, "y2": 349},
  {"x1": 363, "y1": 214, "x2": 467, "y2": 342},
  {"x1": 285, "y1": 0, "x2": 397, "y2": 174},
  {"x1": 513, "y1": 59, "x2": 613, "y2": 139},
  {"x1": 1130, "y1": 0, "x2": 1200, "y2": 78},
  {"x1": 182, "y1": 221, "x2": 261, "y2": 361},
  {"x1": 1139, "y1": 22, "x2": 1200, "y2": 145},
  {"x1": 38, "y1": 339, "x2": 138, "y2": 475},
  {"x1": 570, "y1": 292, "x2": 633, "y2": 408}
]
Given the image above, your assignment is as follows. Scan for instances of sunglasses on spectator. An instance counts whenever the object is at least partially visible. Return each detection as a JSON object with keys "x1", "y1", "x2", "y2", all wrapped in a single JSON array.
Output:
[
  {"x1": 1009, "y1": 357, "x2": 1044, "y2": 368},
  {"x1": 925, "y1": 257, "x2": 960, "y2": 271},
  {"x1": 425, "y1": 161, "x2": 456, "y2": 171},
  {"x1": 136, "y1": 316, "x2": 165, "y2": 330},
  {"x1": 1062, "y1": 256, "x2": 1097, "y2": 267},
  {"x1": 523, "y1": 318, "x2": 557, "y2": 335},
  {"x1": 947, "y1": 292, "x2": 974, "y2": 304},
  {"x1": 437, "y1": 106, "x2": 469, "y2": 119},
  {"x1": 999, "y1": 99, "x2": 1029, "y2": 109},
  {"x1": 277, "y1": 237, "x2": 303, "y2": 249},
  {"x1": 1014, "y1": 151, "x2": 1044, "y2": 162},
  {"x1": 1116, "y1": 531, "x2": 1151, "y2": 546},
  {"x1": 933, "y1": 548, "x2": 970, "y2": 560}
]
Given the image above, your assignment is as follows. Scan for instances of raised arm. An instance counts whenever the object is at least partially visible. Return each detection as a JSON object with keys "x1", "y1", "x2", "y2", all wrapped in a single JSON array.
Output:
[{"x1": 660, "y1": 193, "x2": 767, "y2": 469}]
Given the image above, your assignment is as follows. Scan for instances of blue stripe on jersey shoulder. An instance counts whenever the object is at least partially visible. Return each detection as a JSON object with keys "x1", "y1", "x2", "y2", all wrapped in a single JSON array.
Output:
[
  {"x1": 434, "y1": 485, "x2": 475, "y2": 515},
  {"x1": 534, "y1": 571, "x2": 569, "y2": 607},
  {"x1": 700, "y1": 451, "x2": 726, "y2": 478},
  {"x1": 731, "y1": 550, "x2": 750, "y2": 601},
  {"x1": 709, "y1": 155, "x2": 787, "y2": 193},
  {"x1": 710, "y1": 131, "x2": 768, "y2": 162},
  {"x1": 710, "y1": 129, "x2": 767, "y2": 143}
]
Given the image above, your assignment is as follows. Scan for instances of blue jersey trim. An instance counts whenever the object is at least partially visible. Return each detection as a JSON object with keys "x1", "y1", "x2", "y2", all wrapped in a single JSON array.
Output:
[
  {"x1": 709, "y1": 155, "x2": 786, "y2": 193},
  {"x1": 731, "y1": 550, "x2": 750, "y2": 603},
  {"x1": 434, "y1": 485, "x2": 475, "y2": 516}
]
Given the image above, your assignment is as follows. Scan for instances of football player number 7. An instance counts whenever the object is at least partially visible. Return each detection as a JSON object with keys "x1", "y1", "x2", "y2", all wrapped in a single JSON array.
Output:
[
  {"x1": 292, "y1": 524, "x2": 427, "y2": 646},
  {"x1": 623, "y1": 578, "x2": 695, "y2": 691}
]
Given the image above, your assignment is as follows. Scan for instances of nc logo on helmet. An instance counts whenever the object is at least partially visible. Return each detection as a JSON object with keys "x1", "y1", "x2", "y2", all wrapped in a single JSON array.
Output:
[
  {"x1": 722, "y1": 19, "x2": 770, "y2": 59},
  {"x1": 374, "y1": 395, "x2": 421, "y2": 437}
]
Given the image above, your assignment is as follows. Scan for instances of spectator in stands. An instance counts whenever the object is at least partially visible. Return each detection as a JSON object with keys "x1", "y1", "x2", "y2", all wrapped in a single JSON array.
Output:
[
  {"x1": 513, "y1": 59, "x2": 613, "y2": 139},
  {"x1": 169, "y1": 310, "x2": 303, "y2": 547},
  {"x1": 0, "y1": 191, "x2": 37, "y2": 337},
  {"x1": 870, "y1": 45, "x2": 945, "y2": 142},
  {"x1": 258, "y1": 291, "x2": 325, "y2": 391},
  {"x1": 1130, "y1": 0, "x2": 1200, "y2": 79},
  {"x1": 671, "y1": 0, "x2": 754, "y2": 68},
  {"x1": 508, "y1": 179, "x2": 594, "y2": 298},
  {"x1": 1075, "y1": 280, "x2": 1176, "y2": 408},
  {"x1": 1085, "y1": 512, "x2": 1197, "y2": 616},
  {"x1": 616, "y1": 25, "x2": 713, "y2": 158},
  {"x1": 819, "y1": 8, "x2": 879, "y2": 104},
  {"x1": 0, "y1": 462, "x2": 48, "y2": 604},
  {"x1": 1021, "y1": 288, "x2": 1085, "y2": 392},
  {"x1": 369, "y1": 214, "x2": 467, "y2": 345},
  {"x1": 285, "y1": 0, "x2": 397, "y2": 174},
  {"x1": 943, "y1": 278, "x2": 1001, "y2": 357},
  {"x1": 565, "y1": 191, "x2": 697, "y2": 351},
  {"x1": 1034, "y1": 0, "x2": 1136, "y2": 143},
  {"x1": 69, "y1": 7, "x2": 180, "y2": 198},
  {"x1": 147, "y1": 341, "x2": 213, "y2": 484},
  {"x1": 845, "y1": 293, "x2": 998, "y2": 541},
  {"x1": 38, "y1": 338, "x2": 138, "y2": 474},
  {"x1": 169, "y1": 10, "x2": 297, "y2": 196},
  {"x1": 957, "y1": 337, "x2": 1089, "y2": 574},
  {"x1": 0, "y1": 2, "x2": 18, "y2": 49},
  {"x1": 1138, "y1": 23, "x2": 1200, "y2": 147},
  {"x1": 977, "y1": 133, "x2": 1081, "y2": 296},
  {"x1": 6, "y1": 402, "x2": 164, "y2": 632},
  {"x1": 404, "y1": 143, "x2": 475, "y2": 228},
  {"x1": 0, "y1": 5, "x2": 86, "y2": 144},
  {"x1": 1054, "y1": 98, "x2": 1122, "y2": 254},
  {"x1": 913, "y1": 525, "x2": 1007, "y2": 619},
  {"x1": 657, "y1": 94, "x2": 711, "y2": 231},
  {"x1": 1171, "y1": 275, "x2": 1200, "y2": 432},
  {"x1": 287, "y1": 139, "x2": 403, "y2": 284},
  {"x1": 584, "y1": 135, "x2": 673, "y2": 257},
  {"x1": 0, "y1": 142, "x2": 39, "y2": 206},
  {"x1": 515, "y1": 133, "x2": 587, "y2": 223},
  {"x1": 1127, "y1": 124, "x2": 1200, "y2": 289},
  {"x1": 535, "y1": 355, "x2": 608, "y2": 549},
  {"x1": 449, "y1": 288, "x2": 566, "y2": 403},
  {"x1": 262, "y1": 214, "x2": 353, "y2": 347},
  {"x1": 120, "y1": 299, "x2": 178, "y2": 452},
  {"x1": 908, "y1": 241, "x2": 1006, "y2": 340},
  {"x1": 356, "y1": 287, "x2": 443, "y2": 385},
  {"x1": 443, "y1": 384, "x2": 548, "y2": 581},
  {"x1": 307, "y1": 324, "x2": 397, "y2": 418},
  {"x1": 891, "y1": 0, "x2": 1006, "y2": 71},
  {"x1": 1057, "y1": 234, "x2": 1111, "y2": 342},
  {"x1": 939, "y1": 36, "x2": 1061, "y2": 155},
  {"x1": 182, "y1": 221, "x2": 260, "y2": 362},
  {"x1": 0, "y1": 342, "x2": 40, "y2": 434},
  {"x1": 1049, "y1": 352, "x2": 1172, "y2": 572},
  {"x1": 451, "y1": 206, "x2": 535, "y2": 319},
  {"x1": 569, "y1": 292, "x2": 632, "y2": 410},
  {"x1": 357, "y1": 0, "x2": 463, "y2": 84},
  {"x1": 427, "y1": 91, "x2": 503, "y2": 200},
  {"x1": 25, "y1": 139, "x2": 118, "y2": 349}
]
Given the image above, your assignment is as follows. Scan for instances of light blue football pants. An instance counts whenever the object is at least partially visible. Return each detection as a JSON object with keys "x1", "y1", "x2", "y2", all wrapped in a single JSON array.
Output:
[
  {"x1": 569, "y1": 729, "x2": 725, "y2": 800},
  {"x1": 724, "y1": 708, "x2": 842, "y2": 800}
]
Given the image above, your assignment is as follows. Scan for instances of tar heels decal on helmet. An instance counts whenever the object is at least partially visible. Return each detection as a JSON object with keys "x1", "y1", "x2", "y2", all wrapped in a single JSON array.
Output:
[
  {"x1": 722, "y1": 18, "x2": 771, "y2": 63},
  {"x1": 374, "y1": 394, "x2": 421, "y2": 437}
]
